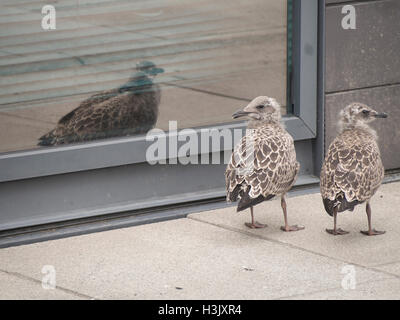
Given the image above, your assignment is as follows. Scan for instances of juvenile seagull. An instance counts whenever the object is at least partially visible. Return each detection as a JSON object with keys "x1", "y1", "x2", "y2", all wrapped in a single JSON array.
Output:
[
  {"x1": 225, "y1": 96, "x2": 303, "y2": 231},
  {"x1": 38, "y1": 61, "x2": 164, "y2": 146},
  {"x1": 320, "y1": 102, "x2": 387, "y2": 236}
]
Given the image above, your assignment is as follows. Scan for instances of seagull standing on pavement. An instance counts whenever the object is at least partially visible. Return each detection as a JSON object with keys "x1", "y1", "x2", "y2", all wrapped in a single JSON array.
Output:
[
  {"x1": 225, "y1": 96, "x2": 304, "y2": 231},
  {"x1": 320, "y1": 102, "x2": 388, "y2": 236}
]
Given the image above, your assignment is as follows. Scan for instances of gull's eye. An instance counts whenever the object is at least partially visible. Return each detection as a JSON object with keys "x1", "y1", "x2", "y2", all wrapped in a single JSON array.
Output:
[
  {"x1": 256, "y1": 105, "x2": 265, "y2": 110},
  {"x1": 362, "y1": 110, "x2": 370, "y2": 115}
]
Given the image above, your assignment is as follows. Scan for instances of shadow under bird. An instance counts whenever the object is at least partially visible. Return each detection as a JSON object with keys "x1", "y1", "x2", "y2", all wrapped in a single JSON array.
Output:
[
  {"x1": 320, "y1": 102, "x2": 388, "y2": 236},
  {"x1": 38, "y1": 61, "x2": 164, "y2": 146},
  {"x1": 225, "y1": 96, "x2": 304, "y2": 231}
]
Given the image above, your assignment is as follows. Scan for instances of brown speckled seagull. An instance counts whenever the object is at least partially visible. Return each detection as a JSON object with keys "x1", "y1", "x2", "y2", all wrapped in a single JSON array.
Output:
[
  {"x1": 226, "y1": 96, "x2": 304, "y2": 231},
  {"x1": 320, "y1": 102, "x2": 388, "y2": 236},
  {"x1": 38, "y1": 61, "x2": 163, "y2": 146}
]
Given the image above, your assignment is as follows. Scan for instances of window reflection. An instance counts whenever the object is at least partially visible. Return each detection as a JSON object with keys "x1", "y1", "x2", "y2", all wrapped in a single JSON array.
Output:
[
  {"x1": 38, "y1": 61, "x2": 163, "y2": 145},
  {"x1": 0, "y1": 0, "x2": 288, "y2": 152}
]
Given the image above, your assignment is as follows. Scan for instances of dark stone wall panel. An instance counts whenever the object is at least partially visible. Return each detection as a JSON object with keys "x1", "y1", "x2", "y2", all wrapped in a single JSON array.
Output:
[
  {"x1": 326, "y1": 0, "x2": 400, "y2": 92},
  {"x1": 325, "y1": 84, "x2": 400, "y2": 170}
]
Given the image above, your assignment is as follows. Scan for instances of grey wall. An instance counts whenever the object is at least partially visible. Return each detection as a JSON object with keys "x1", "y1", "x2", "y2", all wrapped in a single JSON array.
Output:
[{"x1": 324, "y1": 0, "x2": 400, "y2": 170}]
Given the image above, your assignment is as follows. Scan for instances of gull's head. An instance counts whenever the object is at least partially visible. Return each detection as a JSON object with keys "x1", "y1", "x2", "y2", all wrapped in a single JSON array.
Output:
[
  {"x1": 339, "y1": 102, "x2": 387, "y2": 130},
  {"x1": 136, "y1": 60, "x2": 164, "y2": 77},
  {"x1": 232, "y1": 96, "x2": 281, "y2": 123}
]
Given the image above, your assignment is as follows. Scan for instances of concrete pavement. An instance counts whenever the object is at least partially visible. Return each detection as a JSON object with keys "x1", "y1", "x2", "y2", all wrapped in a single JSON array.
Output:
[{"x1": 0, "y1": 181, "x2": 399, "y2": 300}]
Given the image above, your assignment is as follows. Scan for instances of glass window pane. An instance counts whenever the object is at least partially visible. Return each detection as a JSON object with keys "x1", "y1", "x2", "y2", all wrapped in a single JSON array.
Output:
[{"x1": 0, "y1": 0, "x2": 288, "y2": 153}]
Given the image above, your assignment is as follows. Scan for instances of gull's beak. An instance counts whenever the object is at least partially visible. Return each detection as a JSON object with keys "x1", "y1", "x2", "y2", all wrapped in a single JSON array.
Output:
[
  {"x1": 147, "y1": 67, "x2": 164, "y2": 75},
  {"x1": 374, "y1": 112, "x2": 388, "y2": 118},
  {"x1": 232, "y1": 110, "x2": 251, "y2": 119},
  {"x1": 153, "y1": 67, "x2": 164, "y2": 74}
]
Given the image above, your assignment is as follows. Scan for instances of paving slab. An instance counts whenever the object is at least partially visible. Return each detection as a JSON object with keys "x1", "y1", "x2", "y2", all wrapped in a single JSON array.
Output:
[
  {"x1": 188, "y1": 182, "x2": 400, "y2": 268},
  {"x1": 0, "y1": 217, "x2": 392, "y2": 300},
  {"x1": 374, "y1": 262, "x2": 400, "y2": 277},
  {"x1": 284, "y1": 278, "x2": 400, "y2": 300},
  {"x1": 0, "y1": 271, "x2": 85, "y2": 300}
]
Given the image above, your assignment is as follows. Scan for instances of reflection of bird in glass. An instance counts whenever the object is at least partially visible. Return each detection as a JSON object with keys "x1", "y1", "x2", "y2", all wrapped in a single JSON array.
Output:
[
  {"x1": 320, "y1": 103, "x2": 387, "y2": 236},
  {"x1": 226, "y1": 96, "x2": 304, "y2": 232},
  {"x1": 38, "y1": 61, "x2": 164, "y2": 146}
]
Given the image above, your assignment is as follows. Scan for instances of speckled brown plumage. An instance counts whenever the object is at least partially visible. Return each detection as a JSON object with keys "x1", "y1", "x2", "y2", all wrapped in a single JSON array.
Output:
[
  {"x1": 38, "y1": 61, "x2": 163, "y2": 146},
  {"x1": 226, "y1": 123, "x2": 299, "y2": 210},
  {"x1": 321, "y1": 128, "x2": 384, "y2": 213},
  {"x1": 320, "y1": 102, "x2": 387, "y2": 236},
  {"x1": 225, "y1": 96, "x2": 303, "y2": 231}
]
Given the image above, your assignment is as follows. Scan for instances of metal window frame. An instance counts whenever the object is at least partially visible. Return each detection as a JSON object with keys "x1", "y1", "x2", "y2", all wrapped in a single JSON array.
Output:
[{"x1": 0, "y1": 0, "x2": 321, "y2": 235}]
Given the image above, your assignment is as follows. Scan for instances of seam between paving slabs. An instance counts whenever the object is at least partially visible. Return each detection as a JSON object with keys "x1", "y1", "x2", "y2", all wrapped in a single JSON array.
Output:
[
  {"x1": 0, "y1": 269, "x2": 97, "y2": 300},
  {"x1": 274, "y1": 276, "x2": 399, "y2": 300},
  {"x1": 187, "y1": 216, "x2": 400, "y2": 281},
  {"x1": 371, "y1": 260, "x2": 400, "y2": 268}
]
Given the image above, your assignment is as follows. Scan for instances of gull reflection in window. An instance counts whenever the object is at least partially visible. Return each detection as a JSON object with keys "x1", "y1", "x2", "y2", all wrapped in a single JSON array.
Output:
[{"x1": 38, "y1": 61, "x2": 163, "y2": 146}]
